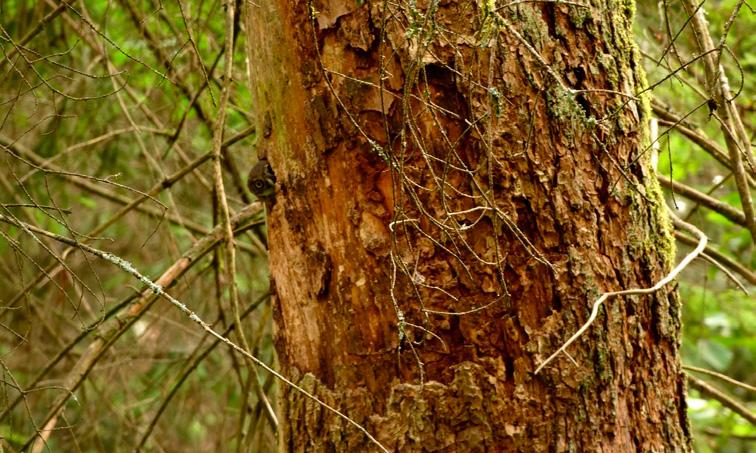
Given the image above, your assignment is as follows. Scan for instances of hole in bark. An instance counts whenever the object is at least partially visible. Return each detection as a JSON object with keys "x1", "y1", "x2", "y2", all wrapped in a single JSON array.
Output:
[
  {"x1": 420, "y1": 63, "x2": 471, "y2": 124},
  {"x1": 573, "y1": 67, "x2": 586, "y2": 87},
  {"x1": 543, "y1": 5, "x2": 558, "y2": 41},
  {"x1": 504, "y1": 356, "x2": 515, "y2": 381},
  {"x1": 597, "y1": 172, "x2": 610, "y2": 204},
  {"x1": 553, "y1": 293, "x2": 563, "y2": 311},
  {"x1": 629, "y1": 159, "x2": 644, "y2": 180},
  {"x1": 513, "y1": 196, "x2": 536, "y2": 238},
  {"x1": 423, "y1": 63, "x2": 454, "y2": 88},
  {"x1": 625, "y1": 298, "x2": 636, "y2": 317},
  {"x1": 575, "y1": 93, "x2": 591, "y2": 117}
]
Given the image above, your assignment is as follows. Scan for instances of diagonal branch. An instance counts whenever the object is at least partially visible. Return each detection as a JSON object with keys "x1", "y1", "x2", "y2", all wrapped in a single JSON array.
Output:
[
  {"x1": 1, "y1": 207, "x2": 389, "y2": 453},
  {"x1": 687, "y1": 374, "x2": 756, "y2": 424},
  {"x1": 657, "y1": 174, "x2": 747, "y2": 226}
]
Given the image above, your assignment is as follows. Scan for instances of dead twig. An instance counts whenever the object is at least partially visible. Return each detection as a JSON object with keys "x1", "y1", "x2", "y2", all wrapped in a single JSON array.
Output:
[{"x1": 535, "y1": 211, "x2": 707, "y2": 374}]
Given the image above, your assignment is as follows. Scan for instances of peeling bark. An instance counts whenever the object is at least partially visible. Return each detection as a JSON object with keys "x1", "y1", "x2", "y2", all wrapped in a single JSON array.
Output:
[{"x1": 246, "y1": 0, "x2": 690, "y2": 451}]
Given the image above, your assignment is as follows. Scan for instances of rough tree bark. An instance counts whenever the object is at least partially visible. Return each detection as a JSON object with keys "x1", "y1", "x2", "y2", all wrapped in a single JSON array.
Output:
[{"x1": 246, "y1": 0, "x2": 691, "y2": 451}]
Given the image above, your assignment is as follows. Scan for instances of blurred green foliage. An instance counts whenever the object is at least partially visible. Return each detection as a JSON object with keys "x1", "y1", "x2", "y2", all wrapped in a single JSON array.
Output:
[{"x1": 636, "y1": 0, "x2": 755, "y2": 450}]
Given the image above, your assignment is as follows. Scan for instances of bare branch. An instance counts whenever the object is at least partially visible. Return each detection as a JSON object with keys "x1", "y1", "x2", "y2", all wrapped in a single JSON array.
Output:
[{"x1": 535, "y1": 212, "x2": 708, "y2": 374}]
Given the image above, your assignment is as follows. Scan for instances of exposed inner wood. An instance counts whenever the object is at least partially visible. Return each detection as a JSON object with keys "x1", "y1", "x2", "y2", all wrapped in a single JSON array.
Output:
[{"x1": 246, "y1": 1, "x2": 690, "y2": 451}]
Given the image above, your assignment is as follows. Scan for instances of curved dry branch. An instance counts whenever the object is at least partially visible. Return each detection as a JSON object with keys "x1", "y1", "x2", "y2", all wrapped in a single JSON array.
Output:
[
  {"x1": 535, "y1": 212, "x2": 708, "y2": 374},
  {"x1": 674, "y1": 231, "x2": 755, "y2": 285}
]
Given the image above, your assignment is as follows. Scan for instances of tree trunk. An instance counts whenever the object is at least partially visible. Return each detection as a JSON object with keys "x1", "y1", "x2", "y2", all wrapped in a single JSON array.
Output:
[{"x1": 246, "y1": 0, "x2": 691, "y2": 451}]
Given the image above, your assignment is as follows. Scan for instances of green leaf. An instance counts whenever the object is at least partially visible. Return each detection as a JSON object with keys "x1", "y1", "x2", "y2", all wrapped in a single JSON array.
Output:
[{"x1": 697, "y1": 339, "x2": 734, "y2": 371}]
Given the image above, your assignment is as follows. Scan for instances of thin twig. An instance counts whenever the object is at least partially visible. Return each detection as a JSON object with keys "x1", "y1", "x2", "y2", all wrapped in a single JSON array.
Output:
[
  {"x1": 684, "y1": 365, "x2": 756, "y2": 393},
  {"x1": 687, "y1": 374, "x2": 756, "y2": 424},
  {"x1": 657, "y1": 174, "x2": 747, "y2": 227}
]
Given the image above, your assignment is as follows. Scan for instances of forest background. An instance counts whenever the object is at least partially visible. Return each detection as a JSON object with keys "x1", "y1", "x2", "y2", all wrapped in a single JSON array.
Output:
[{"x1": 0, "y1": 0, "x2": 753, "y2": 451}]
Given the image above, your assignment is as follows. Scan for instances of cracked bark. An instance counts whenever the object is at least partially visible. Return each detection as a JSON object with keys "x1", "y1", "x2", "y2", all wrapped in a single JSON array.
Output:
[{"x1": 245, "y1": 1, "x2": 691, "y2": 451}]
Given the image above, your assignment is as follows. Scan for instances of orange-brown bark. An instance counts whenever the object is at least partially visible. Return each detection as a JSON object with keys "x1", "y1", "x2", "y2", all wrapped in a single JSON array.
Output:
[{"x1": 246, "y1": 1, "x2": 690, "y2": 451}]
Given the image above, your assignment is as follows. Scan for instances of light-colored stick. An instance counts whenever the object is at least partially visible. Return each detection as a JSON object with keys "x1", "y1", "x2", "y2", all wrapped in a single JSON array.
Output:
[{"x1": 535, "y1": 211, "x2": 707, "y2": 374}]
